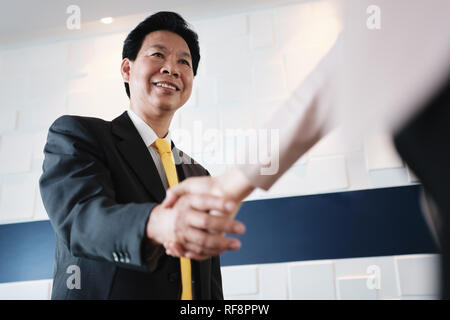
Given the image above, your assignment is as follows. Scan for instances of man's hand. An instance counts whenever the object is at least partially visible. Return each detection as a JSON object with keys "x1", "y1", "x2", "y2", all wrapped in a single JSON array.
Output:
[
  {"x1": 146, "y1": 193, "x2": 246, "y2": 260},
  {"x1": 162, "y1": 168, "x2": 255, "y2": 219},
  {"x1": 160, "y1": 168, "x2": 255, "y2": 259}
]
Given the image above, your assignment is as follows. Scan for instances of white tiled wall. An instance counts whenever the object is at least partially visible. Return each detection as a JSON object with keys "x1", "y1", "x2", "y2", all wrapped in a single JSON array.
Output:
[
  {"x1": 221, "y1": 254, "x2": 441, "y2": 300},
  {"x1": 0, "y1": 254, "x2": 440, "y2": 300},
  {"x1": 0, "y1": 0, "x2": 437, "y2": 299}
]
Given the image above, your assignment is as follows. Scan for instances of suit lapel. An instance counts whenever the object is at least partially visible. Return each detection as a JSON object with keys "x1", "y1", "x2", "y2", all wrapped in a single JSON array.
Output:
[
  {"x1": 112, "y1": 111, "x2": 165, "y2": 203},
  {"x1": 172, "y1": 142, "x2": 188, "y2": 183}
]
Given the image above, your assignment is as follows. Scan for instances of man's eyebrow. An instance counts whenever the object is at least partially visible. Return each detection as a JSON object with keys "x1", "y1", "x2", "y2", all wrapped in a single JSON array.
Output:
[
  {"x1": 180, "y1": 51, "x2": 191, "y2": 59},
  {"x1": 149, "y1": 44, "x2": 191, "y2": 59}
]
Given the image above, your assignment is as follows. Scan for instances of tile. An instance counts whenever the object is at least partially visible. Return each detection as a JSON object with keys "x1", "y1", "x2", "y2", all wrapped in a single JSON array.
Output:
[
  {"x1": 252, "y1": 58, "x2": 287, "y2": 102},
  {"x1": 66, "y1": 91, "x2": 93, "y2": 117},
  {"x1": 274, "y1": 3, "x2": 317, "y2": 47},
  {"x1": 90, "y1": 81, "x2": 129, "y2": 121},
  {"x1": 0, "y1": 280, "x2": 51, "y2": 300},
  {"x1": 0, "y1": 109, "x2": 17, "y2": 133},
  {"x1": 306, "y1": 156, "x2": 348, "y2": 193},
  {"x1": 201, "y1": 36, "x2": 251, "y2": 76},
  {"x1": 221, "y1": 265, "x2": 259, "y2": 296},
  {"x1": 249, "y1": 11, "x2": 275, "y2": 49},
  {"x1": 368, "y1": 168, "x2": 409, "y2": 188},
  {"x1": 0, "y1": 133, "x2": 34, "y2": 174},
  {"x1": 267, "y1": 165, "x2": 308, "y2": 198},
  {"x1": 0, "y1": 172, "x2": 38, "y2": 222},
  {"x1": 309, "y1": 127, "x2": 363, "y2": 157},
  {"x1": 334, "y1": 255, "x2": 400, "y2": 299},
  {"x1": 193, "y1": 14, "x2": 248, "y2": 43},
  {"x1": 275, "y1": 1, "x2": 340, "y2": 50},
  {"x1": 288, "y1": 260, "x2": 336, "y2": 299},
  {"x1": 345, "y1": 151, "x2": 371, "y2": 191},
  {"x1": 395, "y1": 254, "x2": 441, "y2": 297},
  {"x1": 216, "y1": 72, "x2": 251, "y2": 105},
  {"x1": 336, "y1": 276, "x2": 378, "y2": 300},
  {"x1": 32, "y1": 131, "x2": 48, "y2": 161},
  {"x1": 219, "y1": 103, "x2": 253, "y2": 130},
  {"x1": 67, "y1": 37, "x2": 97, "y2": 77},
  {"x1": 364, "y1": 133, "x2": 403, "y2": 170},
  {"x1": 67, "y1": 73, "x2": 92, "y2": 93},
  {"x1": 259, "y1": 263, "x2": 288, "y2": 300}
]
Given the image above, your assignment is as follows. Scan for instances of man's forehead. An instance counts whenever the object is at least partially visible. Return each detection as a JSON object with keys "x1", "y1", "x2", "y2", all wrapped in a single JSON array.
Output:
[{"x1": 142, "y1": 31, "x2": 191, "y2": 56}]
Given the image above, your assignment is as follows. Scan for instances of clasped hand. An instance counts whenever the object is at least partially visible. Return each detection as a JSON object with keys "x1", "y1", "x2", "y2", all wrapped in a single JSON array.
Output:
[{"x1": 145, "y1": 176, "x2": 245, "y2": 260}]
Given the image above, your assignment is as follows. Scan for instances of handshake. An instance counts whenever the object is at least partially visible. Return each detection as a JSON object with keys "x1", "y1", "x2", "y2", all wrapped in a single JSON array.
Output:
[{"x1": 145, "y1": 168, "x2": 255, "y2": 260}]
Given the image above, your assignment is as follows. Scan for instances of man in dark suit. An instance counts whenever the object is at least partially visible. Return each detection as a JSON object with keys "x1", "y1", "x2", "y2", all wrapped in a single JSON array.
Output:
[
  {"x1": 393, "y1": 71, "x2": 450, "y2": 299},
  {"x1": 39, "y1": 12, "x2": 245, "y2": 300}
]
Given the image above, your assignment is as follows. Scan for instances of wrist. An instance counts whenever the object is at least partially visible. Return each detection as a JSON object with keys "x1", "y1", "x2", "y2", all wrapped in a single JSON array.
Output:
[
  {"x1": 218, "y1": 168, "x2": 255, "y2": 203},
  {"x1": 146, "y1": 204, "x2": 164, "y2": 245}
]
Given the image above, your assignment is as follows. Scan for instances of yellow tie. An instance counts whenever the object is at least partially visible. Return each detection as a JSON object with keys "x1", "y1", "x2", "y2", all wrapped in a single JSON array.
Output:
[{"x1": 152, "y1": 138, "x2": 193, "y2": 300}]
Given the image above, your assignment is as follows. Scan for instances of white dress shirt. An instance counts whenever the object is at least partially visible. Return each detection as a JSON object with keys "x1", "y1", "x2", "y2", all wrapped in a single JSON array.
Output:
[
  {"x1": 127, "y1": 109, "x2": 172, "y2": 190},
  {"x1": 238, "y1": 0, "x2": 450, "y2": 190}
]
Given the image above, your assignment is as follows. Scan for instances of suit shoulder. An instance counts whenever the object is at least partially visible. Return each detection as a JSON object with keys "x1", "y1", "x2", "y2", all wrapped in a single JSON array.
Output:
[{"x1": 51, "y1": 115, "x2": 109, "y2": 131}]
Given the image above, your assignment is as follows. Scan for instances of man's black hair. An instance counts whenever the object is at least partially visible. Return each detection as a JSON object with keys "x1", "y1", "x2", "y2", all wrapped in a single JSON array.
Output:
[{"x1": 122, "y1": 11, "x2": 200, "y2": 98}]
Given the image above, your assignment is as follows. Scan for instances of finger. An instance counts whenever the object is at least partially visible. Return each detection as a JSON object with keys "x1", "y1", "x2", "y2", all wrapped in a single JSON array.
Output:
[
  {"x1": 183, "y1": 227, "x2": 242, "y2": 253},
  {"x1": 182, "y1": 237, "x2": 242, "y2": 258},
  {"x1": 185, "y1": 251, "x2": 211, "y2": 261},
  {"x1": 166, "y1": 177, "x2": 222, "y2": 202},
  {"x1": 166, "y1": 241, "x2": 211, "y2": 261},
  {"x1": 162, "y1": 189, "x2": 180, "y2": 209},
  {"x1": 188, "y1": 210, "x2": 245, "y2": 235},
  {"x1": 185, "y1": 194, "x2": 237, "y2": 216},
  {"x1": 164, "y1": 241, "x2": 185, "y2": 257}
]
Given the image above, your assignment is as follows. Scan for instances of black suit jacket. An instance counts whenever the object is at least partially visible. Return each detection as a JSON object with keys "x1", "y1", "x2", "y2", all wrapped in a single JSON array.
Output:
[
  {"x1": 39, "y1": 111, "x2": 223, "y2": 300},
  {"x1": 394, "y1": 71, "x2": 450, "y2": 299}
]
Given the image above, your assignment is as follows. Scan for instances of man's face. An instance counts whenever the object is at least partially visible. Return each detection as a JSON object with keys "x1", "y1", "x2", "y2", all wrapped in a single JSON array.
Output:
[{"x1": 123, "y1": 30, "x2": 194, "y2": 115}]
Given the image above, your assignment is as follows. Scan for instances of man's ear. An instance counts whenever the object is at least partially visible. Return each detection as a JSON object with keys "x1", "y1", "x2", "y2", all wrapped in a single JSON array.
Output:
[{"x1": 121, "y1": 58, "x2": 132, "y2": 82}]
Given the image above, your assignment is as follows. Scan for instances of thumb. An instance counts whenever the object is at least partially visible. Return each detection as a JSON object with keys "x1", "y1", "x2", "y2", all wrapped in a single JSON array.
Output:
[{"x1": 162, "y1": 188, "x2": 180, "y2": 208}]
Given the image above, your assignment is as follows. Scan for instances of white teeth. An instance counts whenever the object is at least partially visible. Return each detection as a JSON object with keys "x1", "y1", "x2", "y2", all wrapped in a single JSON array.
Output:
[{"x1": 156, "y1": 82, "x2": 177, "y2": 90}]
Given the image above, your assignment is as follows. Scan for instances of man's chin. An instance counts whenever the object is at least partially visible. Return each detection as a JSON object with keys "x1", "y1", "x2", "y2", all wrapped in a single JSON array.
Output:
[{"x1": 151, "y1": 100, "x2": 182, "y2": 113}]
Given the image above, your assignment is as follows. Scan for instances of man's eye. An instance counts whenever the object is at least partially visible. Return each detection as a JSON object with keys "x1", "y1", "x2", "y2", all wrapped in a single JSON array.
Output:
[
  {"x1": 152, "y1": 52, "x2": 164, "y2": 58},
  {"x1": 180, "y1": 59, "x2": 191, "y2": 67}
]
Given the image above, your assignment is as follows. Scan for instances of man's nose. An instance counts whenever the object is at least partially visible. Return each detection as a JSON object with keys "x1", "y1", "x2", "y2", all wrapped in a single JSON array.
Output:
[{"x1": 161, "y1": 63, "x2": 179, "y2": 78}]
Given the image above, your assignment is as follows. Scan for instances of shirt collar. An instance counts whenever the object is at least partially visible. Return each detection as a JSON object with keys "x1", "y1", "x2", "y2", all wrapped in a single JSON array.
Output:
[{"x1": 127, "y1": 109, "x2": 172, "y2": 148}]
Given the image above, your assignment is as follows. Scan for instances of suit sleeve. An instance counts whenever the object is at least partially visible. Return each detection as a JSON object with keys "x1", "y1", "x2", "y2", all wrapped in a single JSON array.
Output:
[
  {"x1": 39, "y1": 115, "x2": 156, "y2": 272},
  {"x1": 236, "y1": 40, "x2": 338, "y2": 191}
]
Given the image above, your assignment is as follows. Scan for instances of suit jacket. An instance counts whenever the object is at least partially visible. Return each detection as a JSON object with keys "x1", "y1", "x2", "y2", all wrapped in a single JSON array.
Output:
[
  {"x1": 39, "y1": 111, "x2": 223, "y2": 300},
  {"x1": 393, "y1": 71, "x2": 450, "y2": 299}
]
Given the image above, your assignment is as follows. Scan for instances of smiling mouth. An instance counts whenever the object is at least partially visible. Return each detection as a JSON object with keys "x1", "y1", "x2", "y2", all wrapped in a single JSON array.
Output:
[{"x1": 153, "y1": 82, "x2": 180, "y2": 91}]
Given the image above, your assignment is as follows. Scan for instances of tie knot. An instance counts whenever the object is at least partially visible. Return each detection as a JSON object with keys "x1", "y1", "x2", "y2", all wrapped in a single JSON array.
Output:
[{"x1": 152, "y1": 138, "x2": 172, "y2": 156}]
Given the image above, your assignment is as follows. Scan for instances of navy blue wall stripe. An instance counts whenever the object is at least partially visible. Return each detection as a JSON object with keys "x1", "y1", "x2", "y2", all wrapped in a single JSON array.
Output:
[
  {"x1": 0, "y1": 220, "x2": 55, "y2": 284},
  {"x1": 0, "y1": 185, "x2": 438, "y2": 283},
  {"x1": 221, "y1": 185, "x2": 438, "y2": 265}
]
